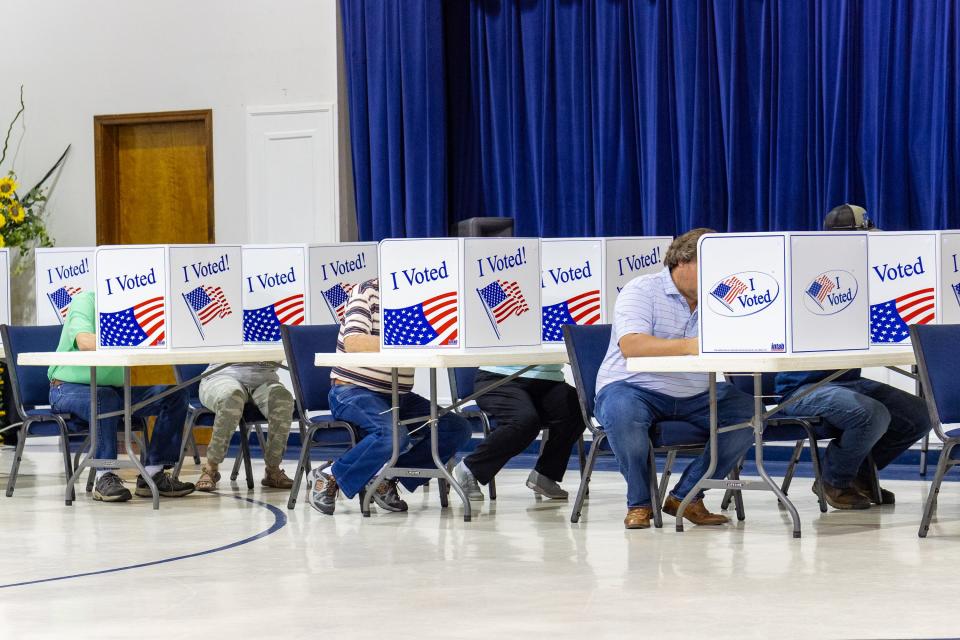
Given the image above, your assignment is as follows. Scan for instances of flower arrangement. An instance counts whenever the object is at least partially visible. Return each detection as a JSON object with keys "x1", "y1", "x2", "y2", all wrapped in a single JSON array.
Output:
[{"x1": 0, "y1": 86, "x2": 69, "y2": 272}]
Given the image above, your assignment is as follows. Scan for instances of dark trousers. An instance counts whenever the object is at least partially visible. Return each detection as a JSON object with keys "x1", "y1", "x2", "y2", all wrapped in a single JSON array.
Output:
[{"x1": 464, "y1": 371, "x2": 587, "y2": 485}]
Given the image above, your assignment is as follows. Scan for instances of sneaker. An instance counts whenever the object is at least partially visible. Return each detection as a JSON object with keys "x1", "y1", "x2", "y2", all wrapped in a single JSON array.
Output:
[
  {"x1": 526, "y1": 470, "x2": 569, "y2": 500},
  {"x1": 135, "y1": 471, "x2": 196, "y2": 498},
  {"x1": 361, "y1": 479, "x2": 408, "y2": 512},
  {"x1": 262, "y1": 466, "x2": 294, "y2": 489},
  {"x1": 308, "y1": 468, "x2": 339, "y2": 515},
  {"x1": 454, "y1": 460, "x2": 484, "y2": 501},
  {"x1": 93, "y1": 472, "x2": 132, "y2": 503}
]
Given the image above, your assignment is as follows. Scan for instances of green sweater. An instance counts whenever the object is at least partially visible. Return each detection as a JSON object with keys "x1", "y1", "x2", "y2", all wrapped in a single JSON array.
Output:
[{"x1": 48, "y1": 292, "x2": 123, "y2": 387}]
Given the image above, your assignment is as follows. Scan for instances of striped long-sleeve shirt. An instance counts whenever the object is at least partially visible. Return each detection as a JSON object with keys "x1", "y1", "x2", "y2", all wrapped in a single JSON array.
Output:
[{"x1": 330, "y1": 278, "x2": 415, "y2": 393}]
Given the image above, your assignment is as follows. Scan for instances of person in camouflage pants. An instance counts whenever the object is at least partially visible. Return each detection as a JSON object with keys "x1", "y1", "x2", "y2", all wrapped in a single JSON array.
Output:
[{"x1": 196, "y1": 362, "x2": 295, "y2": 491}]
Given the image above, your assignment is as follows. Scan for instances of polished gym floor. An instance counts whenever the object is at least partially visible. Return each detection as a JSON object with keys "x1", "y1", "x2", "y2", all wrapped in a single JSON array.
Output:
[{"x1": 1, "y1": 440, "x2": 958, "y2": 640}]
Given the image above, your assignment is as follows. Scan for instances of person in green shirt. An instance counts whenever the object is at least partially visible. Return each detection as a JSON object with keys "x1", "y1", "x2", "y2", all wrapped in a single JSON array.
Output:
[{"x1": 48, "y1": 291, "x2": 195, "y2": 502}]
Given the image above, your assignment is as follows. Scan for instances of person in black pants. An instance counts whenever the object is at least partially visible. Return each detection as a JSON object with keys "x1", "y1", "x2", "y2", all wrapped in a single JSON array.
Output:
[{"x1": 453, "y1": 365, "x2": 586, "y2": 500}]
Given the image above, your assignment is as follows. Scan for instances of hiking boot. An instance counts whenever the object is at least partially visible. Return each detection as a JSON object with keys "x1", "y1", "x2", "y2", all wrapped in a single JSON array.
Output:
[
  {"x1": 262, "y1": 466, "x2": 294, "y2": 489},
  {"x1": 308, "y1": 469, "x2": 339, "y2": 515},
  {"x1": 663, "y1": 495, "x2": 730, "y2": 525},
  {"x1": 135, "y1": 471, "x2": 196, "y2": 498},
  {"x1": 93, "y1": 472, "x2": 131, "y2": 503},
  {"x1": 361, "y1": 479, "x2": 408, "y2": 512},
  {"x1": 454, "y1": 460, "x2": 484, "y2": 501},
  {"x1": 526, "y1": 470, "x2": 569, "y2": 500},
  {"x1": 813, "y1": 479, "x2": 871, "y2": 510}
]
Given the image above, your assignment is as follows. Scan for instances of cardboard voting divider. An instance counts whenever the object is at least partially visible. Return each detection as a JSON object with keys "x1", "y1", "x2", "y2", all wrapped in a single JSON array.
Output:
[
  {"x1": 540, "y1": 239, "x2": 604, "y2": 343},
  {"x1": 35, "y1": 247, "x2": 94, "y2": 326},
  {"x1": 308, "y1": 242, "x2": 379, "y2": 324},
  {"x1": 379, "y1": 238, "x2": 541, "y2": 349},
  {"x1": 940, "y1": 231, "x2": 960, "y2": 325},
  {"x1": 0, "y1": 249, "x2": 10, "y2": 341},
  {"x1": 867, "y1": 231, "x2": 944, "y2": 346},
  {"x1": 95, "y1": 245, "x2": 243, "y2": 349},
  {"x1": 603, "y1": 236, "x2": 673, "y2": 318},
  {"x1": 242, "y1": 245, "x2": 309, "y2": 344},
  {"x1": 698, "y1": 232, "x2": 869, "y2": 354}
]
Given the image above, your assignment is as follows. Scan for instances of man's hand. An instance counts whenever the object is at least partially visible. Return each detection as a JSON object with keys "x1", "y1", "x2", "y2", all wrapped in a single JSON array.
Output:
[
  {"x1": 619, "y1": 333, "x2": 699, "y2": 358},
  {"x1": 75, "y1": 332, "x2": 97, "y2": 351},
  {"x1": 343, "y1": 334, "x2": 381, "y2": 353}
]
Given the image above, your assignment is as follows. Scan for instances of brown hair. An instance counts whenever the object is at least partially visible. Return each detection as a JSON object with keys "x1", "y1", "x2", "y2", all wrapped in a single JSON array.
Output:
[{"x1": 663, "y1": 227, "x2": 716, "y2": 270}]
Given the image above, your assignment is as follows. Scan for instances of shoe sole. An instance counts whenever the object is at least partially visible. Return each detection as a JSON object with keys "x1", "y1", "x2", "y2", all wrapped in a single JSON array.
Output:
[
  {"x1": 662, "y1": 506, "x2": 730, "y2": 526},
  {"x1": 261, "y1": 481, "x2": 294, "y2": 490},
  {"x1": 624, "y1": 522, "x2": 651, "y2": 530},
  {"x1": 93, "y1": 489, "x2": 131, "y2": 503},
  {"x1": 813, "y1": 484, "x2": 871, "y2": 510},
  {"x1": 526, "y1": 480, "x2": 568, "y2": 500},
  {"x1": 134, "y1": 488, "x2": 196, "y2": 498}
]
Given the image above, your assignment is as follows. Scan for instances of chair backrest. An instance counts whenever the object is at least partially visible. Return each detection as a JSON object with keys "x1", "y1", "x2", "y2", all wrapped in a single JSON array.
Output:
[
  {"x1": 448, "y1": 367, "x2": 478, "y2": 402},
  {"x1": 563, "y1": 324, "x2": 612, "y2": 433},
  {"x1": 173, "y1": 364, "x2": 207, "y2": 400},
  {"x1": 911, "y1": 324, "x2": 960, "y2": 438},
  {"x1": 726, "y1": 372, "x2": 777, "y2": 397},
  {"x1": 1, "y1": 324, "x2": 65, "y2": 417},
  {"x1": 281, "y1": 323, "x2": 341, "y2": 415}
]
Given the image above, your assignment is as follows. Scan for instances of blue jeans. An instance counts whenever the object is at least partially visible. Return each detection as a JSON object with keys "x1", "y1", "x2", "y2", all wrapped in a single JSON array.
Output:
[
  {"x1": 595, "y1": 381, "x2": 756, "y2": 508},
  {"x1": 49, "y1": 383, "x2": 189, "y2": 469},
  {"x1": 780, "y1": 378, "x2": 931, "y2": 487},
  {"x1": 329, "y1": 384, "x2": 473, "y2": 498}
]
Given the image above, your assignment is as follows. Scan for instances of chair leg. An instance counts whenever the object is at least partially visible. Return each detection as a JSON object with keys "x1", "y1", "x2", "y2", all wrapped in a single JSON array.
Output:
[
  {"x1": 173, "y1": 412, "x2": 196, "y2": 478},
  {"x1": 730, "y1": 461, "x2": 746, "y2": 521},
  {"x1": 6, "y1": 424, "x2": 28, "y2": 497},
  {"x1": 479, "y1": 415, "x2": 496, "y2": 500},
  {"x1": 866, "y1": 454, "x2": 883, "y2": 505},
  {"x1": 919, "y1": 444, "x2": 953, "y2": 537},
  {"x1": 74, "y1": 435, "x2": 90, "y2": 470},
  {"x1": 658, "y1": 449, "x2": 676, "y2": 501},
  {"x1": 571, "y1": 434, "x2": 602, "y2": 523},
  {"x1": 720, "y1": 455, "x2": 742, "y2": 510},
  {"x1": 648, "y1": 447, "x2": 663, "y2": 528},
  {"x1": 230, "y1": 424, "x2": 246, "y2": 481},
  {"x1": 780, "y1": 440, "x2": 805, "y2": 496},
  {"x1": 920, "y1": 430, "x2": 930, "y2": 476},
  {"x1": 287, "y1": 426, "x2": 316, "y2": 510},
  {"x1": 188, "y1": 430, "x2": 201, "y2": 465},
  {"x1": 807, "y1": 437, "x2": 828, "y2": 513},
  {"x1": 238, "y1": 423, "x2": 255, "y2": 490},
  {"x1": 86, "y1": 467, "x2": 96, "y2": 493},
  {"x1": 59, "y1": 432, "x2": 74, "y2": 487},
  {"x1": 577, "y1": 436, "x2": 587, "y2": 476}
]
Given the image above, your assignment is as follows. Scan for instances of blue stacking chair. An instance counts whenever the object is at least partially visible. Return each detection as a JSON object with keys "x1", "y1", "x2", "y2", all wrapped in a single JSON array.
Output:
[
  {"x1": 911, "y1": 324, "x2": 960, "y2": 537},
  {"x1": 281, "y1": 324, "x2": 359, "y2": 510},
  {"x1": 447, "y1": 368, "x2": 498, "y2": 499},
  {"x1": 563, "y1": 324, "x2": 708, "y2": 526},
  {"x1": 1, "y1": 324, "x2": 91, "y2": 496},
  {"x1": 171, "y1": 363, "x2": 273, "y2": 489}
]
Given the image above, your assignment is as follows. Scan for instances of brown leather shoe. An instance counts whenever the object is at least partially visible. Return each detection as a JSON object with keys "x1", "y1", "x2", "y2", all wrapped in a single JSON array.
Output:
[
  {"x1": 624, "y1": 507, "x2": 653, "y2": 529},
  {"x1": 663, "y1": 495, "x2": 730, "y2": 526},
  {"x1": 813, "y1": 480, "x2": 870, "y2": 510},
  {"x1": 262, "y1": 466, "x2": 294, "y2": 489},
  {"x1": 851, "y1": 477, "x2": 895, "y2": 505}
]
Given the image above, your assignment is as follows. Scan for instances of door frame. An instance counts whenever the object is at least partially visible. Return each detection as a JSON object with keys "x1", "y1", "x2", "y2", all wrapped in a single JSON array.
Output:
[{"x1": 94, "y1": 109, "x2": 215, "y2": 244}]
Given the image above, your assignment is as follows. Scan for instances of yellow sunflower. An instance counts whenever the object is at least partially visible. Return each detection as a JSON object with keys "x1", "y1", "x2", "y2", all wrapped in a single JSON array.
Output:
[
  {"x1": 0, "y1": 175, "x2": 17, "y2": 199},
  {"x1": 7, "y1": 201, "x2": 24, "y2": 223},
  {"x1": 0, "y1": 233, "x2": 7, "y2": 248},
  {"x1": 0, "y1": 212, "x2": 6, "y2": 229}
]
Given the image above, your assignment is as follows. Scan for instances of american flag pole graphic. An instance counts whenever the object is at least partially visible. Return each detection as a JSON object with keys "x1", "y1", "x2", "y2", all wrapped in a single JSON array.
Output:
[
  {"x1": 182, "y1": 292, "x2": 206, "y2": 340},
  {"x1": 47, "y1": 294, "x2": 67, "y2": 325},
  {"x1": 476, "y1": 287, "x2": 502, "y2": 340},
  {"x1": 953, "y1": 283, "x2": 960, "y2": 309}
]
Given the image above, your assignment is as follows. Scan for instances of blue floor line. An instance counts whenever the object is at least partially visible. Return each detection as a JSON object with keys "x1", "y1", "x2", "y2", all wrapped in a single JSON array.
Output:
[{"x1": 0, "y1": 495, "x2": 287, "y2": 590}]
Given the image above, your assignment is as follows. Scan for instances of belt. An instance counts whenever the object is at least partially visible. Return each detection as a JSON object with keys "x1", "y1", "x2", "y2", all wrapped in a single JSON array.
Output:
[{"x1": 50, "y1": 379, "x2": 64, "y2": 387}]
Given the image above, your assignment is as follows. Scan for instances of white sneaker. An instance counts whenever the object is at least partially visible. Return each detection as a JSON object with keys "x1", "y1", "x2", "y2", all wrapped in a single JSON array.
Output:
[
  {"x1": 454, "y1": 460, "x2": 484, "y2": 501},
  {"x1": 526, "y1": 470, "x2": 568, "y2": 500}
]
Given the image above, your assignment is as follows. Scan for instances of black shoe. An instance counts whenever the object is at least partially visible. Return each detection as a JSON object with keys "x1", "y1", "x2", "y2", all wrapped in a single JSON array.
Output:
[
  {"x1": 362, "y1": 479, "x2": 408, "y2": 513},
  {"x1": 135, "y1": 471, "x2": 196, "y2": 498},
  {"x1": 813, "y1": 479, "x2": 871, "y2": 510},
  {"x1": 93, "y1": 472, "x2": 132, "y2": 503},
  {"x1": 308, "y1": 469, "x2": 339, "y2": 515},
  {"x1": 852, "y1": 477, "x2": 896, "y2": 505}
]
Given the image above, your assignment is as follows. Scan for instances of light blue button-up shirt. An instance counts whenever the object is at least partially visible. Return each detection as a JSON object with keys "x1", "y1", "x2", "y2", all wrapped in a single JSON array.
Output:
[{"x1": 595, "y1": 268, "x2": 707, "y2": 398}]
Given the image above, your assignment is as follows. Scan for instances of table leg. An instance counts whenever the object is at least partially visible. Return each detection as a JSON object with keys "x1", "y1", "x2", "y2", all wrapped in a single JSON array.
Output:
[
  {"x1": 749, "y1": 373, "x2": 801, "y2": 538},
  {"x1": 360, "y1": 367, "x2": 401, "y2": 517},
  {"x1": 66, "y1": 368, "x2": 99, "y2": 506},
  {"x1": 124, "y1": 368, "x2": 158, "y2": 510},
  {"x1": 676, "y1": 372, "x2": 719, "y2": 532},
  {"x1": 429, "y1": 368, "x2": 471, "y2": 522}
]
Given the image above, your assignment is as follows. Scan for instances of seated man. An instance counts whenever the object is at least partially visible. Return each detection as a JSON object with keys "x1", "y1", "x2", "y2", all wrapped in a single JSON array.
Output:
[
  {"x1": 453, "y1": 365, "x2": 586, "y2": 500},
  {"x1": 48, "y1": 291, "x2": 194, "y2": 502},
  {"x1": 308, "y1": 278, "x2": 472, "y2": 515},
  {"x1": 593, "y1": 228, "x2": 755, "y2": 530},
  {"x1": 195, "y1": 363, "x2": 295, "y2": 491},
  {"x1": 774, "y1": 369, "x2": 929, "y2": 509}
]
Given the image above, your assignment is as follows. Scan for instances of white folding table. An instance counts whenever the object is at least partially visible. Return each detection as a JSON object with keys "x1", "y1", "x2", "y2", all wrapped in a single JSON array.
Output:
[
  {"x1": 18, "y1": 346, "x2": 286, "y2": 509},
  {"x1": 626, "y1": 349, "x2": 918, "y2": 537},
  {"x1": 313, "y1": 347, "x2": 569, "y2": 521}
]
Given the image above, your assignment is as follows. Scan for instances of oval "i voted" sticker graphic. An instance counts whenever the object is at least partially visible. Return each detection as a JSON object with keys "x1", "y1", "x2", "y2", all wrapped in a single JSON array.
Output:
[
  {"x1": 801, "y1": 270, "x2": 859, "y2": 316},
  {"x1": 707, "y1": 272, "x2": 779, "y2": 317}
]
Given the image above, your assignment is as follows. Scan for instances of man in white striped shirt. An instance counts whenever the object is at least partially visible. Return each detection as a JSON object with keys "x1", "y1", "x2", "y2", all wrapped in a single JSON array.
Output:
[{"x1": 594, "y1": 229, "x2": 755, "y2": 530}]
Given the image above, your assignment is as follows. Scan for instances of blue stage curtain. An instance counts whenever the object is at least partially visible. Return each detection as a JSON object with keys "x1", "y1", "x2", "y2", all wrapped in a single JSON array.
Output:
[
  {"x1": 339, "y1": 0, "x2": 448, "y2": 239},
  {"x1": 342, "y1": 1, "x2": 960, "y2": 239}
]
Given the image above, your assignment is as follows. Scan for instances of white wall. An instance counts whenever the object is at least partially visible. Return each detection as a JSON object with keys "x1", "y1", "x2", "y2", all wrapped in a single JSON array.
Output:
[{"x1": 4, "y1": 0, "x2": 339, "y2": 248}]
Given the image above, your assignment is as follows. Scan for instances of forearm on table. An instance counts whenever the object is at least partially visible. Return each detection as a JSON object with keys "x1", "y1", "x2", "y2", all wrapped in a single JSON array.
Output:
[
  {"x1": 343, "y1": 333, "x2": 380, "y2": 353},
  {"x1": 618, "y1": 333, "x2": 697, "y2": 357},
  {"x1": 75, "y1": 332, "x2": 97, "y2": 351}
]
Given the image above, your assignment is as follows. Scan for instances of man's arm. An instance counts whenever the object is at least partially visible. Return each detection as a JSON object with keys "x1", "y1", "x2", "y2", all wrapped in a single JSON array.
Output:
[
  {"x1": 75, "y1": 333, "x2": 97, "y2": 351},
  {"x1": 619, "y1": 333, "x2": 698, "y2": 357},
  {"x1": 343, "y1": 334, "x2": 380, "y2": 353}
]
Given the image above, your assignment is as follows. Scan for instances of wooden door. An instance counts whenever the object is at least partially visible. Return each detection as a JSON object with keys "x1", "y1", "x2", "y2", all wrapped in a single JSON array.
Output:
[{"x1": 95, "y1": 110, "x2": 214, "y2": 386}]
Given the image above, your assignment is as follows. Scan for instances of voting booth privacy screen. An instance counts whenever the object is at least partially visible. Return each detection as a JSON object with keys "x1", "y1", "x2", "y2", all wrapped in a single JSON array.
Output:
[
  {"x1": 603, "y1": 236, "x2": 673, "y2": 318},
  {"x1": 868, "y1": 232, "x2": 939, "y2": 346},
  {"x1": 940, "y1": 231, "x2": 960, "y2": 325},
  {"x1": 95, "y1": 246, "x2": 168, "y2": 349},
  {"x1": 242, "y1": 245, "x2": 309, "y2": 344},
  {"x1": 698, "y1": 232, "x2": 869, "y2": 354},
  {"x1": 35, "y1": 247, "x2": 94, "y2": 326},
  {"x1": 541, "y1": 239, "x2": 604, "y2": 343},
  {"x1": 379, "y1": 238, "x2": 541, "y2": 349},
  {"x1": 309, "y1": 242, "x2": 378, "y2": 325}
]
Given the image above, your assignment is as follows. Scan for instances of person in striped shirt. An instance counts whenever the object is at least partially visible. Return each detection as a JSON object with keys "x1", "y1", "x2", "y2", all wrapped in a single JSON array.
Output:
[
  {"x1": 308, "y1": 278, "x2": 472, "y2": 515},
  {"x1": 593, "y1": 228, "x2": 756, "y2": 530}
]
